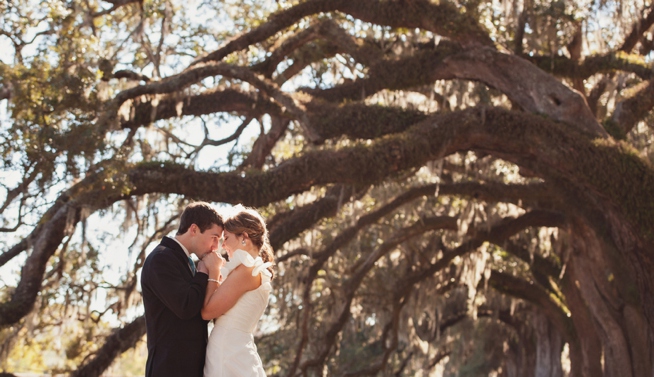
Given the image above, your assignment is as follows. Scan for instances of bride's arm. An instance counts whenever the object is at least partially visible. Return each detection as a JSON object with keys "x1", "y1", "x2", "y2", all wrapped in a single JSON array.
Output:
[
  {"x1": 201, "y1": 265, "x2": 259, "y2": 320},
  {"x1": 202, "y1": 273, "x2": 221, "y2": 309},
  {"x1": 197, "y1": 260, "x2": 222, "y2": 308}
]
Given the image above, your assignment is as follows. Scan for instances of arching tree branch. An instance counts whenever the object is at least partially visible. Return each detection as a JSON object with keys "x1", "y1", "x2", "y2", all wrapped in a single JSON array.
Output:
[
  {"x1": 119, "y1": 88, "x2": 283, "y2": 131},
  {"x1": 620, "y1": 4, "x2": 654, "y2": 53},
  {"x1": 610, "y1": 78, "x2": 654, "y2": 136},
  {"x1": 525, "y1": 53, "x2": 653, "y2": 81},
  {"x1": 193, "y1": 0, "x2": 491, "y2": 67},
  {"x1": 71, "y1": 316, "x2": 146, "y2": 377},
  {"x1": 269, "y1": 184, "x2": 368, "y2": 251},
  {"x1": 488, "y1": 270, "x2": 574, "y2": 343}
]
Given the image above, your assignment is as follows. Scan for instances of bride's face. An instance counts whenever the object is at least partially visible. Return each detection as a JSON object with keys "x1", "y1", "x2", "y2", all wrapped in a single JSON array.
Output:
[{"x1": 222, "y1": 230, "x2": 241, "y2": 257}]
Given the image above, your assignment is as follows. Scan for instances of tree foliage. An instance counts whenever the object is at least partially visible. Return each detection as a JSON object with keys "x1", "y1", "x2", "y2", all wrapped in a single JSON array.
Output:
[{"x1": 1, "y1": 0, "x2": 654, "y2": 376}]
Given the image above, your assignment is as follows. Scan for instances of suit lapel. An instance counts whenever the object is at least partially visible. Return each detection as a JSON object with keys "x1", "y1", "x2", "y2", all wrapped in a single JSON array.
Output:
[{"x1": 160, "y1": 236, "x2": 192, "y2": 275}]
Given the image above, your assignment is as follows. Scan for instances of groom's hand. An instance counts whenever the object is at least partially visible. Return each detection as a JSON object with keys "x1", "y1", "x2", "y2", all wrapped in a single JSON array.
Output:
[{"x1": 197, "y1": 260, "x2": 209, "y2": 275}]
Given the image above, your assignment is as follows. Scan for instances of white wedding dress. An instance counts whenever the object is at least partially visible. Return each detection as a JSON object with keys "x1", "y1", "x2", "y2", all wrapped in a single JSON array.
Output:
[{"x1": 204, "y1": 249, "x2": 272, "y2": 377}]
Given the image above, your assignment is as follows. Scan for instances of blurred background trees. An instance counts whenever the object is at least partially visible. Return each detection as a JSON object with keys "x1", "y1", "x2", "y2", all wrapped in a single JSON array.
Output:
[{"x1": 1, "y1": 0, "x2": 654, "y2": 376}]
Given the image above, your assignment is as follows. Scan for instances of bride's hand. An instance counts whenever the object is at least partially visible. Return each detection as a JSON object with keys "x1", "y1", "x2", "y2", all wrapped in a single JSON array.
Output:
[{"x1": 202, "y1": 251, "x2": 225, "y2": 276}]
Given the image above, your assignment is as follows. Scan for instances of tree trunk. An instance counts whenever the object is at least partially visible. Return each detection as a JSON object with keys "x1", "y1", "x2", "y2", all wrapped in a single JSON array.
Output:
[
  {"x1": 568, "y1": 220, "x2": 652, "y2": 376},
  {"x1": 561, "y1": 257, "x2": 603, "y2": 377},
  {"x1": 534, "y1": 313, "x2": 563, "y2": 377}
]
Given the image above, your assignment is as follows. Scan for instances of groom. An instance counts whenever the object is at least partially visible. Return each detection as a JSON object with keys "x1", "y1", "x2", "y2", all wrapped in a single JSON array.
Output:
[{"x1": 141, "y1": 202, "x2": 225, "y2": 377}]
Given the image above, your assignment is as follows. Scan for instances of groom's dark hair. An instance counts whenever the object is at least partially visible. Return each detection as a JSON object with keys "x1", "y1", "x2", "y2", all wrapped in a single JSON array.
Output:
[{"x1": 177, "y1": 202, "x2": 223, "y2": 235}]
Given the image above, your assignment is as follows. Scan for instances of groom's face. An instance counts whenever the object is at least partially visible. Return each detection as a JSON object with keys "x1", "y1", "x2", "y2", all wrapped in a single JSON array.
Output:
[{"x1": 191, "y1": 223, "x2": 223, "y2": 257}]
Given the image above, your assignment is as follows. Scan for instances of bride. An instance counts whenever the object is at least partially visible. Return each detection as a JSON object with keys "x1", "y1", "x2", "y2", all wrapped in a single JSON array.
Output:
[{"x1": 200, "y1": 206, "x2": 274, "y2": 376}]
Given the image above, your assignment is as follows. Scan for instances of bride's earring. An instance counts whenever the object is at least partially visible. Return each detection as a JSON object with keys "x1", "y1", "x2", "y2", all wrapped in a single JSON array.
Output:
[{"x1": 241, "y1": 239, "x2": 246, "y2": 246}]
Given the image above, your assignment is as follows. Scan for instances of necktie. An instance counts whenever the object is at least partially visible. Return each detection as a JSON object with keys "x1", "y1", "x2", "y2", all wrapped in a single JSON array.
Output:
[{"x1": 188, "y1": 256, "x2": 196, "y2": 276}]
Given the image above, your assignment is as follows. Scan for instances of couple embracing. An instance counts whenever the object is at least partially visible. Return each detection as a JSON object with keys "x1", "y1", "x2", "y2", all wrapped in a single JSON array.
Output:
[{"x1": 141, "y1": 202, "x2": 274, "y2": 376}]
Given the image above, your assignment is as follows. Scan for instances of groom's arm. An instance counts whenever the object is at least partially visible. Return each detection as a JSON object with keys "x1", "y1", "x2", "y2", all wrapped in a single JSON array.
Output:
[{"x1": 147, "y1": 251, "x2": 208, "y2": 319}]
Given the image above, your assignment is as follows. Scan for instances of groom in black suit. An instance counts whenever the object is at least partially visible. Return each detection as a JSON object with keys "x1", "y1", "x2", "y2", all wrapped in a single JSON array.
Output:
[{"x1": 141, "y1": 202, "x2": 224, "y2": 377}]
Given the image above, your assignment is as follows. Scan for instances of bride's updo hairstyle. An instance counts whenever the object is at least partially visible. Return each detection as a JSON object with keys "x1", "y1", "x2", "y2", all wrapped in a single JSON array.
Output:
[{"x1": 224, "y1": 206, "x2": 275, "y2": 279}]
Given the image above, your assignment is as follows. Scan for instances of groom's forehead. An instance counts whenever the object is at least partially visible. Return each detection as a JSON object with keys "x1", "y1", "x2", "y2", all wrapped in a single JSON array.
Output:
[{"x1": 204, "y1": 223, "x2": 223, "y2": 235}]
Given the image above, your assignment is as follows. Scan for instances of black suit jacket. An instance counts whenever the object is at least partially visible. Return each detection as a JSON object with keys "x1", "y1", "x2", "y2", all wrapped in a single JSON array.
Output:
[{"x1": 141, "y1": 236, "x2": 209, "y2": 377}]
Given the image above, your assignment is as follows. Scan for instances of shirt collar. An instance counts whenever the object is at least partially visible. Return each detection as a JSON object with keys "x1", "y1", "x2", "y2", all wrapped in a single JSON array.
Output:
[{"x1": 171, "y1": 237, "x2": 191, "y2": 258}]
